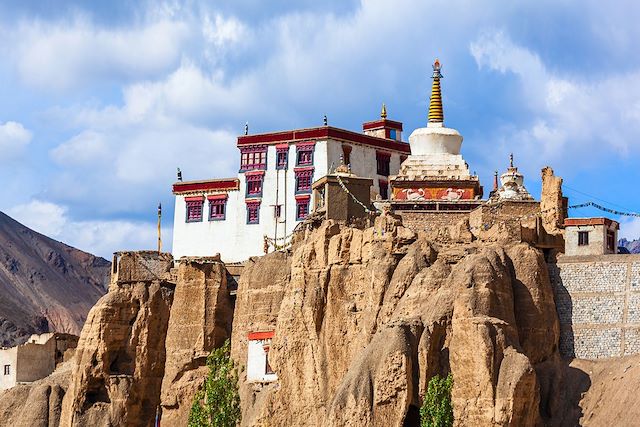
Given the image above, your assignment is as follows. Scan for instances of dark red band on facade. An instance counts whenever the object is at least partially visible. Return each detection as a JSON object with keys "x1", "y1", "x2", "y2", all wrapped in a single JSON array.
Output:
[
  {"x1": 245, "y1": 170, "x2": 265, "y2": 177},
  {"x1": 295, "y1": 194, "x2": 311, "y2": 201},
  {"x1": 173, "y1": 179, "x2": 239, "y2": 194},
  {"x1": 237, "y1": 126, "x2": 410, "y2": 153}
]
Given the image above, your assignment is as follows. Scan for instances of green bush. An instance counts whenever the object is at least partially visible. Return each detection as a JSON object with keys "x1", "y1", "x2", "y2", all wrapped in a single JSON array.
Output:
[
  {"x1": 420, "y1": 373, "x2": 453, "y2": 427},
  {"x1": 188, "y1": 340, "x2": 241, "y2": 427}
]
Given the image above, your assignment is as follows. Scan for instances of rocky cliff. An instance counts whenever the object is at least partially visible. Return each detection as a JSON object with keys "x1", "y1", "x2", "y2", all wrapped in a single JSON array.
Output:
[
  {"x1": 619, "y1": 238, "x2": 640, "y2": 254},
  {"x1": 233, "y1": 214, "x2": 568, "y2": 426},
  {"x1": 2, "y1": 215, "x2": 639, "y2": 426},
  {"x1": 0, "y1": 211, "x2": 110, "y2": 346}
]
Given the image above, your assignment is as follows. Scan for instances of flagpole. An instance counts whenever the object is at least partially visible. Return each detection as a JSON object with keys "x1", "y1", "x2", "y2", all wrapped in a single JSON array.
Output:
[{"x1": 157, "y1": 203, "x2": 162, "y2": 253}]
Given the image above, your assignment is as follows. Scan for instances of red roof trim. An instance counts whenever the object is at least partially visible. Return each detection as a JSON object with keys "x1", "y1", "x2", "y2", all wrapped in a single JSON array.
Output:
[
  {"x1": 275, "y1": 143, "x2": 289, "y2": 150},
  {"x1": 564, "y1": 217, "x2": 619, "y2": 228},
  {"x1": 246, "y1": 199, "x2": 261, "y2": 205},
  {"x1": 295, "y1": 194, "x2": 311, "y2": 201},
  {"x1": 296, "y1": 141, "x2": 316, "y2": 148},
  {"x1": 245, "y1": 170, "x2": 265, "y2": 177},
  {"x1": 237, "y1": 126, "x2": 410, "y2": 153},
  {"x1": 173, "y1": 179, "x2": 239, "y2": 194},
  {"x1": 362, "y1": 119, "x2": 403, "y2": 131},
  {"x1": 248, "y1": 331, "x2": 274, "y2": 340}
]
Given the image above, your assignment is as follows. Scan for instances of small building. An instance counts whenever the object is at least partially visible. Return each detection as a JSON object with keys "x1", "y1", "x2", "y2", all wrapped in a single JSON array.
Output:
[
  {"x1": 172, "y1": 110, "x2": 410, "y2": 263},
  {"x1": 312, "y1": 163, "x2": 373, "y2": 222},
  {"x1": 0, "y1": 332, "x2": 78, "y2": 391},
  {"x1": 564, "y1": 217, "x2": 619, "y2": 256},
  {"x1": 246, "y1": 331, "x2": 277, "y2": 383}
]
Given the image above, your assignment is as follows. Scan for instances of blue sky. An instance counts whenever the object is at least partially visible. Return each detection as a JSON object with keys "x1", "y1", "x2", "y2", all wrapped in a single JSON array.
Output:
[{"x1": 0, "y1": 0, "x2": 639, "y2": 258}]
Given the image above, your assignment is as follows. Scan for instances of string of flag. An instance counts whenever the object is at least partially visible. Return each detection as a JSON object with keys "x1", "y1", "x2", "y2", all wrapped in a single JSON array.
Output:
[{"x1": 568, "y1": 201, "x2": 640, "y2": 217}]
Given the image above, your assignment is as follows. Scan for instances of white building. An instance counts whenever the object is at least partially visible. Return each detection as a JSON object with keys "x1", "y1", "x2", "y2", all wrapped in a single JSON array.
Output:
[
  {"x1": 172, "y1": 112, "x2": 411, "y2": 262},
  {"x1": 564, "y1": 217, "x2": 619, "y2": 256}
]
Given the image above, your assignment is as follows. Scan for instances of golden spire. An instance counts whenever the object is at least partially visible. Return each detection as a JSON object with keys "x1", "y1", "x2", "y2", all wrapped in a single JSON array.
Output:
[
  {"x1": 381, "y1": 103, "x2": 387, "y2": 119},
  {"x1": 427, "y1": 58, "x2": 444, "y2": 124}
]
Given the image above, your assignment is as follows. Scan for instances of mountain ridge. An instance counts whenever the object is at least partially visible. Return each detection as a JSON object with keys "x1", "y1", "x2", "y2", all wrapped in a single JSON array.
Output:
[{"x1": 0, "y1": 211, "x2": 110, "y2": 346}]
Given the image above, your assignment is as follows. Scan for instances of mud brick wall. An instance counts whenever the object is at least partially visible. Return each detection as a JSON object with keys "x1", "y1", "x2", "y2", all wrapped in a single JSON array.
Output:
[
  {"x1": 549, "y1": 254, "x2": 640, "y2": 359},
  {"x1": 396, "y1": 211, "x2": 470, "y2": 234}
]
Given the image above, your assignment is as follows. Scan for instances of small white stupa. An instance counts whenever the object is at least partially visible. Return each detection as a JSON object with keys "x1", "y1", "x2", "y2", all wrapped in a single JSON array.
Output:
[
  {"x1": 390, "y1": 59, "x2": 482, "y2": 201},
  {"x1": 489, "y1": 154, "x2": 533, "y2": 202}
]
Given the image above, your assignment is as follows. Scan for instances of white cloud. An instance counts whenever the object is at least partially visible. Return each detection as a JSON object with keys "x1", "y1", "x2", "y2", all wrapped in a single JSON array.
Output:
[
  {"x1": 50, "y1": 130, "x2": 111, "y2": 166},
  {"x1": 0, "y1": 121, "x2": 32, "y2": 160},
  {"x1": 7, "y1": 199, "x2": 167, "y2": 258},
  {"x1": 470, "y1": 30, "x2": 640, "y2": 174},
  {"x1": 10, "y1": 15, "x2": 190, "y2": 91}
]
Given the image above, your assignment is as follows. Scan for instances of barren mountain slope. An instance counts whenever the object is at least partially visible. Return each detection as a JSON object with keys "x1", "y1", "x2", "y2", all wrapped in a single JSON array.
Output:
[{"x1": 0, "y1": 211, "x2": 110, "y2": 346}]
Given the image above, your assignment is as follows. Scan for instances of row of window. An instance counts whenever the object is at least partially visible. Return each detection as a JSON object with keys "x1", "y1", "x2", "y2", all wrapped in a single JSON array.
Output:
[
  {"x1": 185, "y1": 196, "x2": 310, "y2": 224},
  {"x1": 245, "y1": 168, "x2": 313, "y2": 198},
  {"x1": 241, "y1": 144, "x2": 314, "y2": 171}
]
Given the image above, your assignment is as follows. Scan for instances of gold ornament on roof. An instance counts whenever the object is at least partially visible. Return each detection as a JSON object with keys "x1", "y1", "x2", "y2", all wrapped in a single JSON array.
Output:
[{"x1": 381, "y1": 103, "x2": 387, "y2": 119}]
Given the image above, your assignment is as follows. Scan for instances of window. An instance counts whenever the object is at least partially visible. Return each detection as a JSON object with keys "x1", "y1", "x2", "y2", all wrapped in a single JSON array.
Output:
[
  {"x1": 240, "y1": 146, "x2": 267, "y2": 171},
  {"x1": 296, "y1": 197, "x2": 310, "y2": 220},
  {"x1": 208, "y1": 196, "x2": 227, "y2": 221},
  {"x1": 185, "y1": 198, "x2": 203, "y2": 222},
  {"x1": 379, "y1": 180, "x2": 389, "y2": 199},
  {"x1": 246, "y1": 173, "x2": 264, "y2": 197},
  {"x1": 276, "y1": 146, "x2": 288, "y2": 169},
  {"x1": 389, "y1": 129, "x2": 397, "y2": 140},
  {"x1": 607, "y1": 230, "x2": 616, "y2": 251},
  {"x1": 296, "y1": 143, "x2": 314, "y2": 166},
  {"x1": 3, "y1": 365, "x2": 9, "y2": 375},
  {"x1": 265, "y1": 348, "x2": 275, "y2": 375},
  {"x1": 274, "y1": 205, "x2": 282, "y2": 218},
  {"x1": 247, "y1": 201, "x2": 260, "y2": 224},
  {"x1": 342, "y1": 144, "x2": 352, "y2": 166},
  {"x1": 295, "y1": 168, "x2": 313, "y2": 194},
  {"x1": 376, "y1": 151, "x2": 391, "y2": 176},
  {"x1": 578, "y1": 231, "x2": 589, "y2": 246}
]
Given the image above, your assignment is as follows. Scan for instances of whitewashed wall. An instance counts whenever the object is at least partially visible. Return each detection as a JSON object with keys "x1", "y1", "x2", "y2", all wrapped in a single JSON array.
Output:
[
  {"x1": 246, "y1": 339, "x2": 277, "y2": 383},
  {"x1": 0, "y1": 347, "x2": 17, "y2": 390}
]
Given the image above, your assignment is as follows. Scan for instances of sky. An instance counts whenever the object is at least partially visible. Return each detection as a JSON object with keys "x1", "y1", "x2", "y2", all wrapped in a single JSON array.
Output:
[{"x1": 0, "y1": 0, "x2": 639, "y2": 258}]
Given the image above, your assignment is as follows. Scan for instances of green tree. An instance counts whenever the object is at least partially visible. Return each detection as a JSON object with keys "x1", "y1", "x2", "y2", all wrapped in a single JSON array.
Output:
[
  {"x1": 420, "y1": 373, "x2": 454, "y2": 427},
  {"x1": 188, "y1": 340, "x2": 241, "y2": 427}
]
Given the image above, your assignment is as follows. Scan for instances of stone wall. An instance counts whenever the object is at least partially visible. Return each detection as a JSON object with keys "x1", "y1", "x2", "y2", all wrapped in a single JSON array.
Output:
[
  {"x1": 549, "y1": 254, "x2": 640, "y2": 359},
  {"x1": 396, "y1": 211, "x2": 470, "y2": 234}
]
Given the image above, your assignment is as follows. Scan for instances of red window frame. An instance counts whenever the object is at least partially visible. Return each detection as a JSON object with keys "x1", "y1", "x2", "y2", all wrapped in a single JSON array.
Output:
[
  {"x1": 185, "y1": 197, "x2": 204, "y2": 222},
  {"x1": 295, "y1": 168, "x2": 313, "y2": 194},
  {"x1": 296, "y1": 196, "x2": 310, "y2": 221},
  {"x1": 276, "y1": 146, "x2": 288, "y2": 170},
  {"x1": 240, "y1": 145, "x2": 267, "y2": 171},
  {"x1": 246, "y1": 173, "x2": 264, "y2": 197},
  {"x1": 296, "y1": 142, "x2": 315, "y2": 166},
  {"x1": 246, "y1": 201, "x2": 261, "y2": 224},
  {"x1": 208, "y1": 195, "x2": 227, "y2": 221},
  {"x1": 376, "y1": 151, "x2": 391, "y2": 176}
]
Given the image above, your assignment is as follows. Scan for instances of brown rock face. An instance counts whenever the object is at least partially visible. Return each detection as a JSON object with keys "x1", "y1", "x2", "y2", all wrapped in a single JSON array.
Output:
[
  {"x1": 540, "y1": 167, "x2": 566, "y2": 234},
  {"x1": 160, "y1": 258, "x2": 234, "y2": 426},
  {"x1": 234, "y1": 216, "x2": 562, "y2": 427},
  {"x1": 59, "y1": 253, "x2": 175, "y2": 427},
  {"x1": 0, "y1": 362, "x2": 71, "y2": 427}
]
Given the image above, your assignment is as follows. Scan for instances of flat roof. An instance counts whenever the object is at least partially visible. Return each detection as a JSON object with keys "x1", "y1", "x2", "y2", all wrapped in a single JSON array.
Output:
[
  {"x1": 564, "y1": 217, "x2": 620, "y2": 228},
  {"x1": 237, "y1": 125, "x2": 411, "y2": 153}
]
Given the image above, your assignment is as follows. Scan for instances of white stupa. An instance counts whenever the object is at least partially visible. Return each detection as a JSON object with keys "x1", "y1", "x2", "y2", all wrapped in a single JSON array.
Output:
[
  {"x1": 489, "y1": 154, "x2": 533, "y2": 202},
  {"x1": 390, "y1": 59, "x2": 482, "y2": 201}
]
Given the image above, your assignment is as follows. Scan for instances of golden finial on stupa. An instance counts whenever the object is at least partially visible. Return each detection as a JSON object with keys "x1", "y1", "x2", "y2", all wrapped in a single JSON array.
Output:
[
  {"x1": 427, "y1": 58, "x2": 444, "y2": 124},
  {"x1": 381, "y1": 103, "x2": 387, "y2": 119}
]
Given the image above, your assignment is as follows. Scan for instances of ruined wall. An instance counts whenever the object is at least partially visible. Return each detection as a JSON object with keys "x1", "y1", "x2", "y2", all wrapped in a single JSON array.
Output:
[
  {"x1": 549, "y1": 254, "x2": 640, "y2": 359},
  {"x1": 15, "y1": 339, "x2": 56, "y2": 383},
  {"x1": 396, "y1": 211, "x2": 470, "y2": 234}
]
